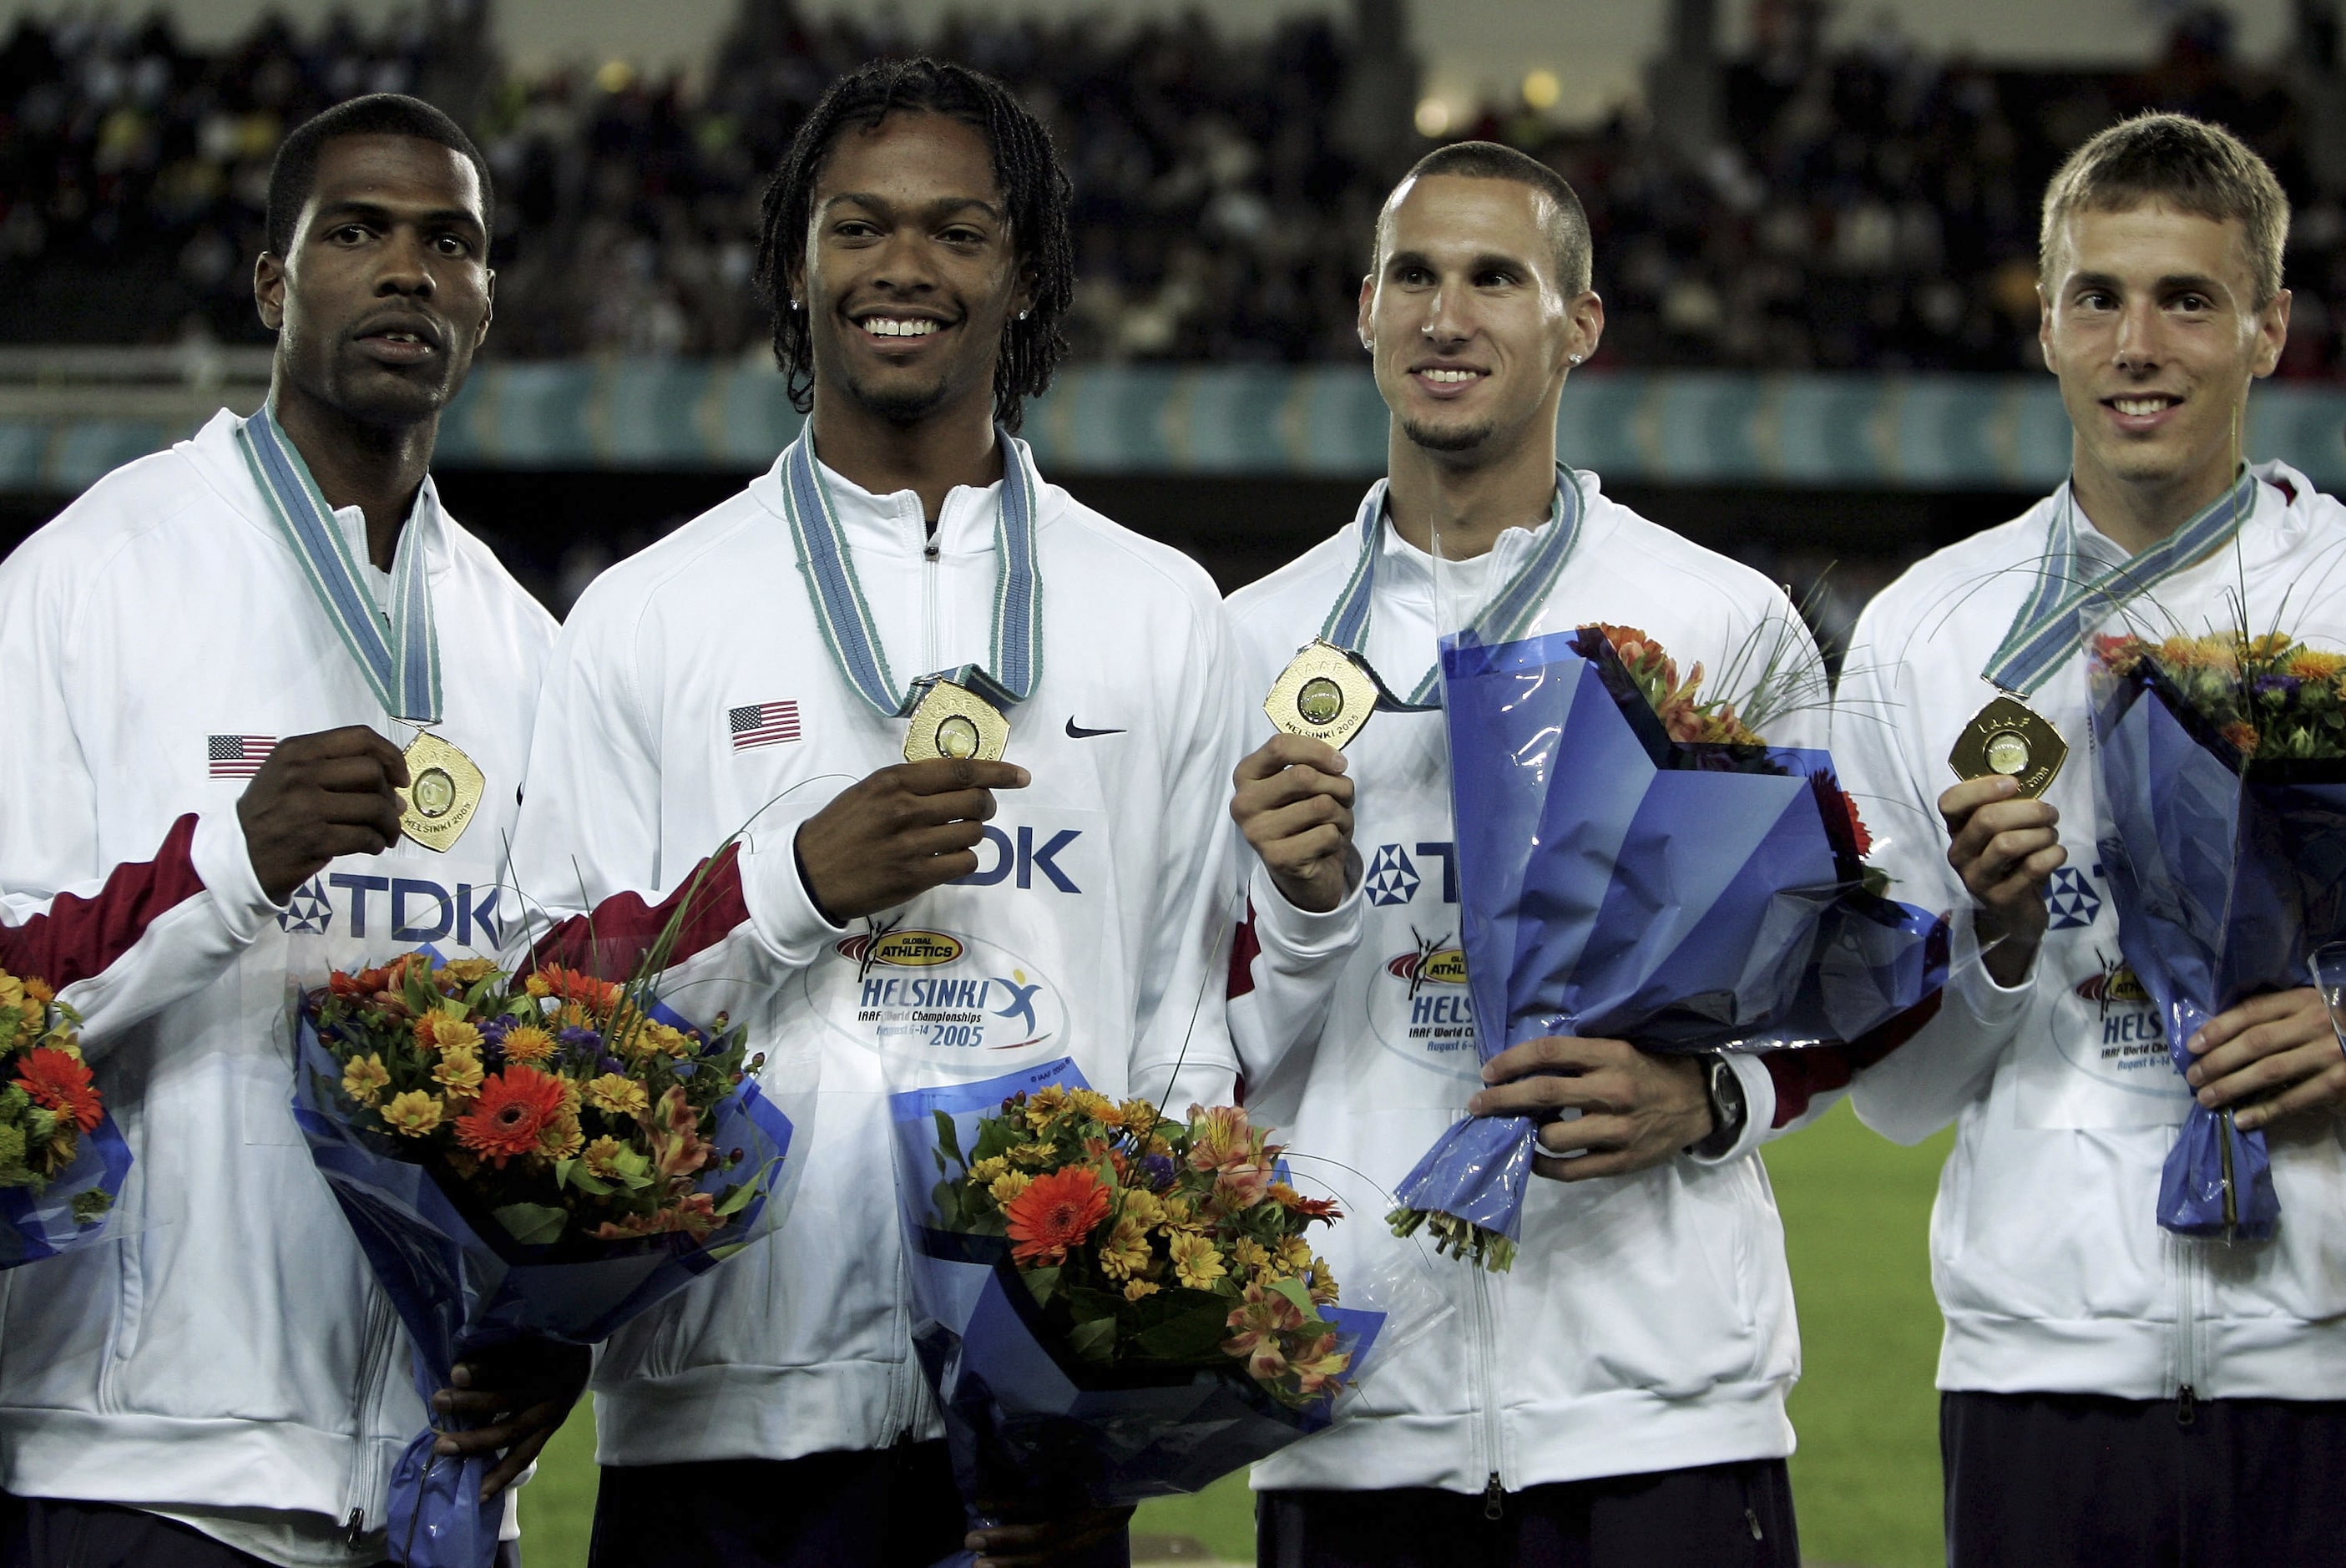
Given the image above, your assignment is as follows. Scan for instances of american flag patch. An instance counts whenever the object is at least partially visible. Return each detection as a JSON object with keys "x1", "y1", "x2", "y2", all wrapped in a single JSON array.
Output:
[
  {"x1": 729, "y1": 701, "x2": 802, "y2": 751},
  {"x1": 207, "y1": 735, "x2": 276, "y2": 777}
]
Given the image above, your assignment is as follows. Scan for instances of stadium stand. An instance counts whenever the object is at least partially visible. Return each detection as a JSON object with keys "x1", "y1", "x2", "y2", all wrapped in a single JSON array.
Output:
[{"x1": 3, "y1": 1, "x2": 2342, "y2": 376}]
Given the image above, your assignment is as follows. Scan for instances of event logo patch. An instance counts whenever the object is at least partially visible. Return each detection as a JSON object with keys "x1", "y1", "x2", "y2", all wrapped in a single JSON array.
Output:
[
  {"x1": 1363, "y1": 928, "x2": 1476, "y2": 1069},
  {"x1": 836, "y1": 928, "x2": 965, "y2": 974}
]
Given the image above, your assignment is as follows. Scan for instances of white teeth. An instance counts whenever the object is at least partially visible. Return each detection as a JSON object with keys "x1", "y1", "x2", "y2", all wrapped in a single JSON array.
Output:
[
  {"x1": 863, "y1": 318, "x2": 939, "y2": 338},
  {"x1": 2114, "y1": 397, "x2": 2172, "y2": 416},
  {"x1": 1422, "y1": 368, "x2": 1479, "y2": 383}
]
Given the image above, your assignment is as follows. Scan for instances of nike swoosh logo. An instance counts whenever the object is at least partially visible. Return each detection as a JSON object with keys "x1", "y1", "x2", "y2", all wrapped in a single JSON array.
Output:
[{"x1": 1065, "y1": 718, "x2": 1126, "y2": 739}]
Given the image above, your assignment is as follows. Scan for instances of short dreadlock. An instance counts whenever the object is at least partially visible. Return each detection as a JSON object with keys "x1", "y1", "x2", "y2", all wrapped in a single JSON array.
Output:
[{"x1": 754, "y1": 58, "x2": 1074, "y2": 432}]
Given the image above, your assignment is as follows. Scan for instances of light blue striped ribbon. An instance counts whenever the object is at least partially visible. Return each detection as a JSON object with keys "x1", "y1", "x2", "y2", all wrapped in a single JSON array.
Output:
[
  {"x1": 1320, "y1": 468, "x2": 1585, "y2": 709},
  {"x1": 779, "y1": 428, "x2": 1042, "y2": 719},
  {"x1": 235, "y1": 405, "x2": 441, "y2": 723},
  {"x1": 1984, "y1": 470, "x2": 2258, "y2": 696}
]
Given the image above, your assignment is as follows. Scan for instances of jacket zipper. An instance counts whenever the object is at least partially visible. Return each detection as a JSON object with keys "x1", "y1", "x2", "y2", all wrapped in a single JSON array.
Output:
[
  {"x1": 921, "y1": 534, "x2": 940, "y2": 675},
  {"x1": 2174, "y1": 1237, "x2": 2199, "y2": 1426},
  {"x1": 1469, "y1": 1268, "x2": 1506, "y2": 1519},
  {"x1": 340, "y1": 1293, "x2": 398, "y2": 1536}
]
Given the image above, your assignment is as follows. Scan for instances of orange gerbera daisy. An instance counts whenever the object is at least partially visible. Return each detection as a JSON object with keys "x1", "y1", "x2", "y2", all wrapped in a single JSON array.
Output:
[
  {"x1": 14, "y1": 1046, "x2": 102, "y2": 1133},
  {"x1": 453, "y1": 1064, "x2": 568, "y2": 1166},
  {"x1": 532, "y1": 964, "x2": 622, "y2": 1014},
  {"x1": 1003, "y1": 1165, "x2": 1111, "y2": 1265}
]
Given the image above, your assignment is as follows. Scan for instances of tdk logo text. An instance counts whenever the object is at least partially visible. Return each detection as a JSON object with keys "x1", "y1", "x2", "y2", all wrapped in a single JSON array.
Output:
[
  {"x1": 276, "y1": 874, "x2": 503, "y2": 945},
  {"x1": 953, "y1": 824, "x2": 1082, "y2": 893}
]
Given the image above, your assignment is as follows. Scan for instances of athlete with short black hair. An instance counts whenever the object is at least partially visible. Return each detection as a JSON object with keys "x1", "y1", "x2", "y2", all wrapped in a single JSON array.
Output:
[
  {"x1": 509, "y1": 58, "x2": 1241, "y2": 1568},
  {"x1": 0, "y1": 95, "x2": 559, "y2": 1567}
]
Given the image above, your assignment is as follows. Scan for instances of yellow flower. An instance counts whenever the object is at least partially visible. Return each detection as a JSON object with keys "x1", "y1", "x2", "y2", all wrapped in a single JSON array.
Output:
[
  {"x1": 1069, "y1": 1089, "x2": 1117, "y2": 1122},
  {"x1": 432, "y1": 1044, "x2": 484, "y2": 1099},
  {"x1": 381, "y1": 1090, "x2": 443, "y2": 1137},
  {"x1": 1307, "y1": 1257, "x2": 1339, "y2": 1306},
  {"x1": 1023, "y1": 1085, "x2": 1071, "y2": 1130},
  {"x1": 0, "y1": 974, "x2": 24, "y2": 1010},
  {"x1": 523, "y1": 973, "x2": 554, "y2": 999},
  {"x1": 2286, "y1": 648, "x2": 2346, "y2": 681},
  {"x1": 1123, "y1": 1278, "x2": 1160, "y2": 1302},
  {"x1": 501, "y1": 1025, "x2": 556, "y2": 1065},
  {"x1": 1169, "y1": 1232, "x2": 1226, "y2": 1290},
  {"x1": 584, "y1": 1135, "x2": 630, "y2": 1177},
  {"x1": 1119, "y1": 1099, "x2": 1161, "y2": 1136},
  {"x1": 537, "y1": 1113, "x2": 584, "y2": 1161},
  {"x1": 1155, "y1": 1195, "x2": 1201, "y2": 1232},
  {"x1": 431, "y1": 1017, "x2": 483, "y2": 1056},
  {"x1": 1009, "y1": 1141, "x2": 1057, "y2": 1166},
  {"x1": 21, "y1": 975, "x2": 53, "y2": 1005},
  {"x1": 1231, "y1": 1237, "x2": 1272, "y2": 1275},
  {"x1": 968, "y1": 1156, "x2": 1009, "y2": 1186},
  {"x1": 1118, "y1": 1188, "x2": 1164, "y2": 1229},
  {"x1": 341, "y1": 1053, "x2": 392, "y2": 1107},
  {"x1": 1098, "y1": 1215, "x2": 1152, "y2": 1280},
  {"x1": 988, "y1": 1170, "x2": 1033, "y2": 1205},
  {"x1": 442, "y1": 957, "x2": 497, "y2": 985},
  {"x1": 1275, "y1": 1236, "x2": 1315, "y2": 1276},
  {"x1": 584, "y1": 1074, "x2": 649, "y2": 1118},
  {"x1": 645, "y1": 1023, "x2": 695, "y2": 1060}
]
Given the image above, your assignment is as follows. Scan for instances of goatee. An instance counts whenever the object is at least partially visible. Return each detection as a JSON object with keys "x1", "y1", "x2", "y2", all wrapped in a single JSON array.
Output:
[{"x1": 1399, "y1": 413, "x2": 1495, "y2": 453}]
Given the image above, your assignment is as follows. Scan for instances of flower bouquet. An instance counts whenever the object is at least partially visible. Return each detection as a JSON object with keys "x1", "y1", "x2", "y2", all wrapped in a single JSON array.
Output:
[
  {"x1": 293, "y1": 943, "x2": 811, "y2": 1568},
  {"x1": 2089, "y1": 630, "x2": 2346, "y2": 1240},
  {"x1": 889, "y1": 1060, "x2": 1389, "y2": 1562},
  {"x1": 1388, "y1": 623, "x2": 1949, "y2": 1268},
  {"x1": 0, "y1": 964, "x2": 132, "y2": 1267}
]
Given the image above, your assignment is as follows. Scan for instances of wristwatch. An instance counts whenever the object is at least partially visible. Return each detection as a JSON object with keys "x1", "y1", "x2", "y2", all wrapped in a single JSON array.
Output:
[{"x1": 1690, "y1": 1054, "x2": 1748, "y2": 1159}]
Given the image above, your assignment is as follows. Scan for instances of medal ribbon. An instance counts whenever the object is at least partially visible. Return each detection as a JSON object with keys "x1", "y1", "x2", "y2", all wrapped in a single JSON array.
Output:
[
  {"x1": 779, "y1": 427, "x2": 1042, "y2": 719},
  {"x1": 236, "y1": 404, "x2": 441, "y2": 724},
  {"x1": 1983, "y1": 470, "x2": 2258, "y2": 697},
  {"x1": 1320, "y1": 468, "x2": 1585, "y2": 708}
]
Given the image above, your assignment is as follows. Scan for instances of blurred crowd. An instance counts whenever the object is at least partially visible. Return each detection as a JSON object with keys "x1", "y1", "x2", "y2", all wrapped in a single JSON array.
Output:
[{"x1": 3, "y1": 2, "x2": 2343, "y2": 375}]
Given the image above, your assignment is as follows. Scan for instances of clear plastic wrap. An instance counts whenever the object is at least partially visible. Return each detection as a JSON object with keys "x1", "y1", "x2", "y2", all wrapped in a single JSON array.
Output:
[
  {"x1": 2089, "y1": 654, "x2": 2346, "y2": 1240},
  {"x1": 286, "y1": 934, "x2": 817, "y2": 1568}
]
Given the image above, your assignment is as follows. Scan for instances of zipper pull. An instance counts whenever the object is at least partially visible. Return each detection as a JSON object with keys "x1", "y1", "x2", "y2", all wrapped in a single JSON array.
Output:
[
  {"x1": 923, "y1": 541, "x2": 939, "y2": 561},
  {"x1": 1483, "y1": 1471, "x2": 1504, "y2": 1521},
  {"x1": 343, "y1": 1510, "x2": 367, "y2": 1547},
  {"x1": 1746, "y1": 1506, "x2": 1764, "y2": 1540},
  {"x1": 2177, "y1": 1384, "x2": 2197, "y2": 1426}
]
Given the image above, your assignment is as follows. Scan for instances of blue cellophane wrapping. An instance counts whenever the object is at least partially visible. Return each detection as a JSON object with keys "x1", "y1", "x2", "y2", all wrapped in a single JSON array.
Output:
[
  {"x1": 2090, "y1": 660, "x2": 2346, "y2": 1241},
  {"x1": 0, "y1": 1109, "x2": 131, "y2": 1267},
  {"x1": 1390, "y1": 626, "x2": 1950, "y2": 1247},
  {"x1": 291, "y1": 1005, "x2": 796, "y2": 1568},
  {"x1": 888, "y1": 1060, "x2": 1385, "y2": 1568}
]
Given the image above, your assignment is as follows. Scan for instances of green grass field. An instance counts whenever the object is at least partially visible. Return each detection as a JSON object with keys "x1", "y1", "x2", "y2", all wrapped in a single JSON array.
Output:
[{"x1": 518, "y1": 1102, "x2": 1954, "y2": 1567}]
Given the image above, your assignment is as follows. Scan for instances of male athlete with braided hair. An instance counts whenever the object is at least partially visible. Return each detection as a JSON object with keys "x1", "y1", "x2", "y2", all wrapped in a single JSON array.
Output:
[{"x1": 510, "y1": 58, "x2": 1241, "y2": 1568}]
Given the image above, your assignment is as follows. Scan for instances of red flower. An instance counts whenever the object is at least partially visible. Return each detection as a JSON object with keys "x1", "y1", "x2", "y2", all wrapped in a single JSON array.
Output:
[
  {"x1": 1004, "y1": 1166, "x2": 1111, "y2": 1265},
  {"x1": 453, "y1": 1065, "x2": 568, "y2": 1166},
  {"x1": 14, "y1": 1047, "x2": 101, "y2": 1133},
  {"x1": 535, "y1": 964, "x2": 622, "y2": 1012},
  {"x1": 1838, "y1": 791, "x2": 1874, "y2": 857}
]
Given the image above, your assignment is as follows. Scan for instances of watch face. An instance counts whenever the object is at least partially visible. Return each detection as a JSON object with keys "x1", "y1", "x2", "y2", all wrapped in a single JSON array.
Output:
[{"x1": 1711, "y1": 1056, "x2": 1747, "y2": 1129}]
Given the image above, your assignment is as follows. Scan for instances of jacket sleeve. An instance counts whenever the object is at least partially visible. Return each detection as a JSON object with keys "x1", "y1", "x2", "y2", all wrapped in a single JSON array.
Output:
[
  {"x1": 1226, "y1": 863, "x2": 1363, "y2": 1105},
  {"x1": 506, "y1": 574, "x2": 842, "y2": 1009},
  {"x1": 1126, "y1": 592, "x2": 1245, "y2": 1112},
  {"x1": 0, "y1": 537, "x2": 283, "y2": 1053},
  {"x1": 1833, "y1": 601, "x2": 2031, "y2": 1146}
]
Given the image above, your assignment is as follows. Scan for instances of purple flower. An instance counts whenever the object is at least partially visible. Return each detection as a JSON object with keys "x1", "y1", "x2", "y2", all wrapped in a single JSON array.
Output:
[
  {"x1": 599, "y1": 1055, "x2": 626, "y2": 1075},
  {"x1": 558, "y1": 1026, "x2": 603, "y2": 1060},
  {"x1": 1140, "y1": 1154, "x2": 1177, "y2": 1191}
]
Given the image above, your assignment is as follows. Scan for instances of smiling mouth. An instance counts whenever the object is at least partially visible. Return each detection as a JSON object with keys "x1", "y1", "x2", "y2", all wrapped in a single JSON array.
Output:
[
  {"x1": 2107, "y1": 395, "x2": 2180, "y2": 417},
  {"x1": 859, "y1": 316, "x2": 947, "y2": 340}
]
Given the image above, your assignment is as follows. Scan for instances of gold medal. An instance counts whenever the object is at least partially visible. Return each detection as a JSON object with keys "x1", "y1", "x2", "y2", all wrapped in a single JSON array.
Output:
[
  {"x1": 397, "y1": 731, "x2": 486, "y2": 852},
  {"x1": 1949, "y1": 694, "x2": 2068, "y2": 798},
  {"x1": 1265, "y1": 640, "x2": 1382, "y2": 751},
  {"x1": 903, "y1": 679, "x2": 1010, "y2": 763}
]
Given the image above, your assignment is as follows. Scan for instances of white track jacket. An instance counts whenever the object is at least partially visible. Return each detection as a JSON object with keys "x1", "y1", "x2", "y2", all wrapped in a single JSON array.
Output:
[
  {"x1": 0, "y1": 410, "x2": 555, "y2": 1562},
  {"x1": 508, "y1": 437, "x2": 1241, "y2": 1466},
  {"x1": 1225, "y1": 477, "x2": 1842, "y2": 1499},
  {"x1": 1839, "y1": 462, "x2": 2346, "y2": 1403}
]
